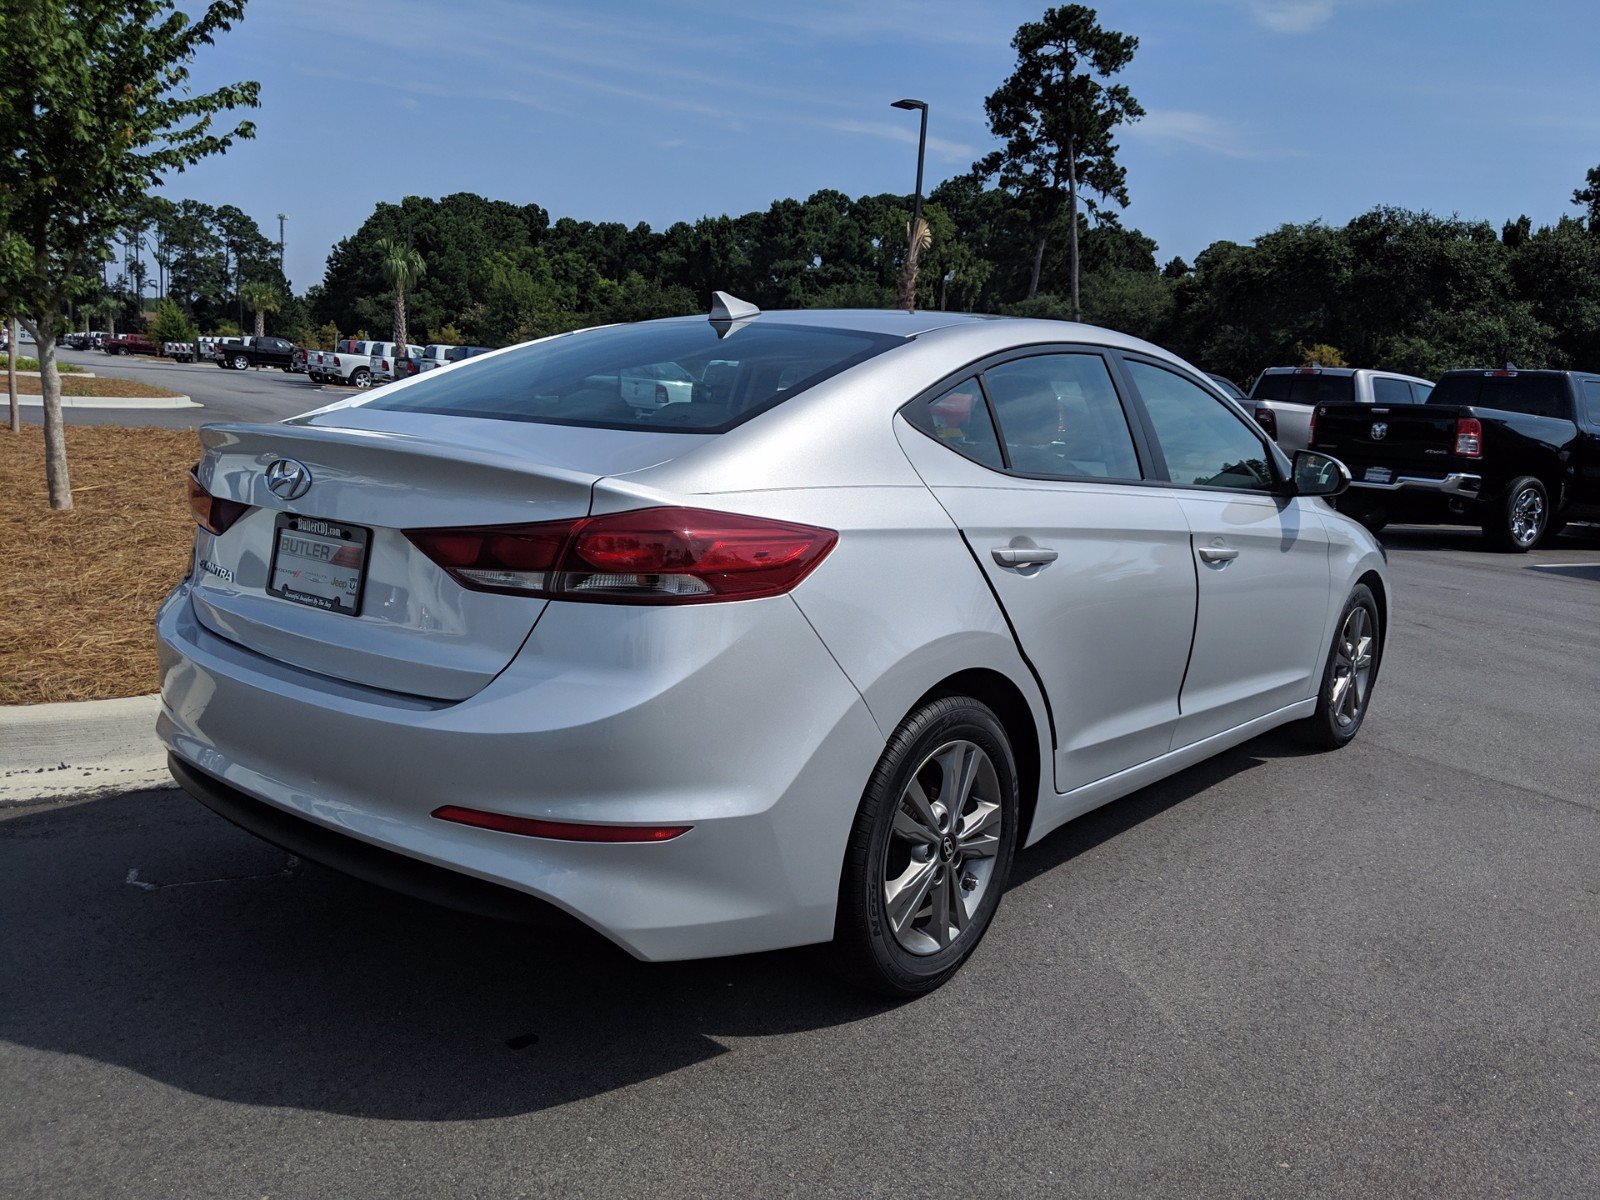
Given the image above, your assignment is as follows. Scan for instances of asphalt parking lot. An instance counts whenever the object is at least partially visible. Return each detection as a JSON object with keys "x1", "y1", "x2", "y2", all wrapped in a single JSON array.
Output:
[
  {"x1": 3, "y1": 526, "x2": 1597, "y2": 1198},
  {"x1": 33, "y1": 348, "x2": 330, "y2": 427}
]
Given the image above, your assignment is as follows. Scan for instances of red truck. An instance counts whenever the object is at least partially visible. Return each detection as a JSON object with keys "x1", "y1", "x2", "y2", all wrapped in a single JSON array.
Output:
[{"x1": 105, "y1": 332, "x2": 158, "y2": 356}]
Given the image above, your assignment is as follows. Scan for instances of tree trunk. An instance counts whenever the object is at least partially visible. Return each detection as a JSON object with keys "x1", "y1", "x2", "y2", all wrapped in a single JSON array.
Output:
[
  {"x1": 393, "y1": 288, "x2": 407, "y2": 349},
  {"x1": 254, "y1": 308, "x2": 265, "y2": 338},
  {"x1": 1027, "y1": 237, "x2": 1046, "y2": 300},
  {"x1": 937, "y1": 269, "x2": 949, "y2": 312},
  {"x1": 1067, "y1": 135, "x2": 1081, "y2": 322},
  {"x1": 26, "y1": 317, "x2": 72, "y2": 509},
  {"x1": 8, "y1": 316, "x2": 19, "y2": 433}
]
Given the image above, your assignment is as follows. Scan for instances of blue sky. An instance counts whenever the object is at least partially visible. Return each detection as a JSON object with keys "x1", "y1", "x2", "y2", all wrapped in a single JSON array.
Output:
[{"x1": 172, "y1": 0, "x2": 1600, "y2": 291}]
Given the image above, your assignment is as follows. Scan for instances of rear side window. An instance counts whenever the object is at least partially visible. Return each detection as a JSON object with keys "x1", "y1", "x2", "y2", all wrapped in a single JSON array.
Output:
[
  {"x1": 1128, "y1": 360, "x2": 1275, "y2": 492},
  {"x1": 909, "y1": 378, "x2": 1005, "y2": 471},
  {"x1": 1410, "y1": 381, "x2": 1433, "y2": 403},
  {"x1": 1582, "y1": 380, "x2": 1600, "y2": 425},
  {"x1": 982, "y1": 354, "x2": 1142, "y2": 480},
  {"x1": 1372, "y1": 377, "x2": 1413, "y2": 405},
  {"x1": 1252, "y1": 372, "x2": 1357, "y2": 406},
  {"x1": 364, "y1": 321, "x2": 900, "y2": 433}
]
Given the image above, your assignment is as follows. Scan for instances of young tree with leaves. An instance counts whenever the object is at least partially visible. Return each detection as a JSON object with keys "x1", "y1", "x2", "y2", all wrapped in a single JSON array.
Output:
[
  {"x1": 1573, "y1": 164, "x2": 1600, "y2": 232},
  {"x1": 238, "y1": 279, "x2": 281, "y2": 338},
  {"x1": 974, "y1": 5, "x2": 1143, "y2": 316},
  {"x1": 0, "y1": 0, "x2": 258, "y2": 509},
  {"x1": 377, "y1": 238, "x2": 426, "y2": 348}
]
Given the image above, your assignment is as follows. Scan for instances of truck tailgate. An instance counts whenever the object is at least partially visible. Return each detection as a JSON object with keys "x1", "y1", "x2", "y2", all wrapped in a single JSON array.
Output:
[{"x1": 1313, "y1": 403, "x2": 1464, "y2": 477}]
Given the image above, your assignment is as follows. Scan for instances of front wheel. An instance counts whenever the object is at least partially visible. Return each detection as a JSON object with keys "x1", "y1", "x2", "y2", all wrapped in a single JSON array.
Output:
[
  {"x1": 1297, "y1": 584, "x2": 1381, "y2": 749},
  {"x1": 833, "y1": 696, "x2": 1020, "y2": 996},
  {"x1": 1482, "y1": 476, "x2": 1548, "y2": 552}
]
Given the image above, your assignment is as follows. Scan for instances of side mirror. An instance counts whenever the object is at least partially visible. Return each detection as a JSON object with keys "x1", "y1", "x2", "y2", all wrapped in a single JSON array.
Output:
[{"x1": 1291, "y1": 449, "x2": 1351, "y2": 498}]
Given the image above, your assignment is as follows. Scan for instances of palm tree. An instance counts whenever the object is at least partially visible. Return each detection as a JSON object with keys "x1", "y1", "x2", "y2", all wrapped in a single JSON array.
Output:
[
  {"x1": 376, "y1": 237, "x2": 426, "y2": 348},
  {"x1": 238, "y1": 280, "x2": 282, "y2": 338}
]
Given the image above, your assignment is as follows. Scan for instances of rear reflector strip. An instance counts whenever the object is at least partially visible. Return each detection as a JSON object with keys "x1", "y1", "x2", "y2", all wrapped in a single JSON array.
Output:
[{"x1": 432, "y1": 805, "x2": 691, "y2": 843}]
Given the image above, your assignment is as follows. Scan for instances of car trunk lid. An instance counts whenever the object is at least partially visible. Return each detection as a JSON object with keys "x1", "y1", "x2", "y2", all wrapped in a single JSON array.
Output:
[{"x1": 189, "y1": 412, "x2": 712, "y2": 699}]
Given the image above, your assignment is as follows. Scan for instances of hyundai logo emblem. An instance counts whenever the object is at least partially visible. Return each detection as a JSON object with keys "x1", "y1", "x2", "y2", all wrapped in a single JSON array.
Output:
[
  {"x1": 1370, "y1": 422, "x2": 1388, "y2": 441},
  {"x1": 265, "y1": 458, "x2": 312, "y2": 500}
]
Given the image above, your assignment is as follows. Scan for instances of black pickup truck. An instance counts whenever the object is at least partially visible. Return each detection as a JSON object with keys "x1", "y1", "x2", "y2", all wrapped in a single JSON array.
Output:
[
  {"x1": 216, "y1": 335, "x2": 297, "y2": 371},
  {"x1": 1312, "y1": 368, "x2": 1600, "y2": 550}
]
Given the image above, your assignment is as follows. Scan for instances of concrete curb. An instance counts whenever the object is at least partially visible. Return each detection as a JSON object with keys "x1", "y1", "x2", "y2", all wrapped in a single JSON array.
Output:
[
  {"x1": 10, "y1": 368, "x2": 99, "y2": 378},
  {"x1": 14, "y1": 392, "x2": 199, "y2": 410},
  {"x1": 1, "y1": 694, "x2": 173, "y2": 803}
]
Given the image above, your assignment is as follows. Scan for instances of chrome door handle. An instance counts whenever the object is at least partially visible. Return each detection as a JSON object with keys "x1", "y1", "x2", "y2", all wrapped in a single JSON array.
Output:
[
  {"x1": 992, "y1": 546, "x2": 1059, "y2": 566},
  {"x1": 1197, "y1": 545, "x2": 1240, "y2": 563}
]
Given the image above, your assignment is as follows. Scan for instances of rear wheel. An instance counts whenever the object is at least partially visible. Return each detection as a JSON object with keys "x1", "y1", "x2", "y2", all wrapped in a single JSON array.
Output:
[
  {"x1": 351, "y1": 368, "x2": 371, "y2": 389},
  {"x1": 833, "y1": 696, "x2": 1019, "y2": 996},
  {"x1": 1297, "y1": 584, "x2": 1381, "y2": 749},
  {"x1": 231, "y1": 354, "x2": 250, "y2": 371},
  {"x1": 1482, "y1": 476, "x2": 1548, "y2": 552}
]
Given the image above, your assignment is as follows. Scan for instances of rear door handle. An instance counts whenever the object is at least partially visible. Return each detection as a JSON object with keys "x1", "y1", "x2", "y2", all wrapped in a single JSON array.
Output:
[
  {"x1": 992, "y1": 546, "x2": 1059, "y2": 567},
  {"x1": 1197, "y1": 545, "x2": 1240, "y2": 563}
]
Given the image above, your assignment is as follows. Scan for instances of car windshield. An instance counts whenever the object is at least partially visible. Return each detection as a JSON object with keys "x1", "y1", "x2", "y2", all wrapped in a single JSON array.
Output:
[
  {"x1": 363, "y1": 320, "x2": 902, "y2": 433},
  {"x1": 1251, "y1": 372, "x2": 1356, "y2": 405}
]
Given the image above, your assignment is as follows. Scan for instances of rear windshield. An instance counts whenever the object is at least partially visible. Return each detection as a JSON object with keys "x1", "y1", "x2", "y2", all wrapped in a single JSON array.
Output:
[
  {"x1": 1251, "y1": 372, "x2": 1356, "y2": 406},
  {"x1": 363, "y1": 321, "x2": 902, "y2": 433},
  {"x1": 1429, "y1": 373, "x2": 1568, "y2": 418}
]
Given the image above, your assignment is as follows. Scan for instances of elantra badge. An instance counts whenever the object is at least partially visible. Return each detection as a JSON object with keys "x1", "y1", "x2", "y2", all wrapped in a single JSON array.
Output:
[
  {"x1": 1370, "y1": 422, "x2": 1388, "y2": 441},
  {"x1": 265, "y1": 458, "x2": 313, "y2": 500}
]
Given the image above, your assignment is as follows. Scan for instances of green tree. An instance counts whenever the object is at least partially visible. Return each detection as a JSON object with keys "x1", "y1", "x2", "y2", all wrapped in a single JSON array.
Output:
[
  {"x1": 0, "y1": 0, "x2": 257, "y2": 508},
  {"x1": 975, "y1": 5, "x2": 1143, "y2": 312},
  {"x1": 376, "y1": 237, "x2": 426, "y2": 347},
  {"x1": 148, "y1": 296, "x2": 196, "y2": 345},
  {"x1": 1572, "y1": 164, "x2": 1600, "y2": 230},
  {"x1": 238, "y1": 279, "x2": 281, "y2": 337}
]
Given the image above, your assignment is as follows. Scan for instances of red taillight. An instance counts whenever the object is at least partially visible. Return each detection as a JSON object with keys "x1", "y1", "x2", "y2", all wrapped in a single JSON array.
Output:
[
  {"x1": 405, "y1": 506, "x2": 837, "y2": 604},
  {"x1": 1254, "y1": 406, "x2": 1278, "y2": 440},
  {"x1": 1455, "y1": 416, "x2": 1483, "y2": 458},
  {"x1": 432, "y1": 805, "x2": 690, "y2": 842},
  {"x1": 187, "y1": 470, "x2": 249, "y2": 536}
]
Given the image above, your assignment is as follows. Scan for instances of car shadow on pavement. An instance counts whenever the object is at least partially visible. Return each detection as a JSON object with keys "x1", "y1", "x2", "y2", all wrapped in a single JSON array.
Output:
[
  {"x1": 1378, "y1": 523, "x2": 1600, "y2": 554},
  {"x1": 0, "y1": 732, "x2": 1306, "y2": 1121}
]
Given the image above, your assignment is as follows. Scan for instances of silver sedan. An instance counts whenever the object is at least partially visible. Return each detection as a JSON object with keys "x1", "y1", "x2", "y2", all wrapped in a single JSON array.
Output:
[{"x1": 160, "y1": 303, "x2": 1387, "y2": 995}]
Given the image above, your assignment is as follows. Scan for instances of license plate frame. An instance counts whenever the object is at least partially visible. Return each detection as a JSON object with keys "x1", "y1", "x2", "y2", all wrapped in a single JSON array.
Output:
[
  {"x1": 1364, "y1": 466, "x2": 1393, "y2": 485},
  {"x1": 266, "y1": 512, "x2": 371, "y2": 617}
]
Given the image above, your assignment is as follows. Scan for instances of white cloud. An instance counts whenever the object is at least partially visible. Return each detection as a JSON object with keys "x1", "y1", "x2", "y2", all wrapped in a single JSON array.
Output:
[
  {"x1": 822, "y1": 119, "x2": 974, "y2": 163},
  {"x1": 1240, "y1": 1, "x2": 1337, "y2": 33},
  {"x1": 1125, "y1": 109, "x2": 1264, "y2": 159}
]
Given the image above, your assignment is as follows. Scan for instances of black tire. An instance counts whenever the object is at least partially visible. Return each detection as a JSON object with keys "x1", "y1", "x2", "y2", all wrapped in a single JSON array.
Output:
[
  {"x1": 833, "y1": 696, "x2": 1020, "y2": 997},
  {"x1": 1297, "y1": 583, "x2": 1381, "y2": 750},
  {"x1": 1482, "y1": 475, "x2": 1548, "y2": 553},
  {"x1": 351, "y1": 368, "x2": 371, "y2": 389}
]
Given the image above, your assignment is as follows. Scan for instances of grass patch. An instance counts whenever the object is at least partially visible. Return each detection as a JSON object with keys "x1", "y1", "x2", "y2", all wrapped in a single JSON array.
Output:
[
  {"x1": 9, "y1": 375, "x2": 181, "y2": 399},
  {"x1": 3, "y1": 356, "x2": 85, "y2": 373},
  {"x1": 1, "y1": 425, "x2": 198, "y2": 704}
]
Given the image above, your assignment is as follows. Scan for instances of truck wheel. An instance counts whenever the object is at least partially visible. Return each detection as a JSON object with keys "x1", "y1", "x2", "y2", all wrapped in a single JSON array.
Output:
[
  {"x1": 231, "y1": 354, "x2": 250, "y2": 371},
  {"x1": 1482, "y1": 476, "x2": 1547, "y2": 553},
  {"x1": 351, "y1": 368, "x2": 371, "y2": 389}
]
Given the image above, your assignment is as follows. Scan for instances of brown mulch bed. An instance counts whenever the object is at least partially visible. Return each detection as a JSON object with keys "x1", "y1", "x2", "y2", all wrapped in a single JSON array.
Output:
[
  {"x1": 9, "y1": 375, "x2": 183, "y2": 399},
  {"x1": 1, "y1": 425, "x2": 199, "y2": 704}
]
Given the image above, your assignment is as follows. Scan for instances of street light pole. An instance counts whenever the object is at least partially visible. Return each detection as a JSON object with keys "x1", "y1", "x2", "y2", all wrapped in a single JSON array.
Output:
[
  {"x1": 890, "y1": 98, "x2": 929, "y2": 312},
  {"x1": 277, "y1": 213, "x2": 288, "y2": 278}
]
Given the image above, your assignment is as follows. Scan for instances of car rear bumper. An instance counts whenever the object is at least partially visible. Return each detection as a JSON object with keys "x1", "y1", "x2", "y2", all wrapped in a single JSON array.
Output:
[{"x1": 155, "y1": 581, "x2": 884, "y2": 961}]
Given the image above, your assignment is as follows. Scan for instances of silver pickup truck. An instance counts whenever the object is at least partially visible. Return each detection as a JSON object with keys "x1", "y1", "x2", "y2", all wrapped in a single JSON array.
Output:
[{"x1": 1249, "y1": 366, "x2": 1434, "y2": 451}]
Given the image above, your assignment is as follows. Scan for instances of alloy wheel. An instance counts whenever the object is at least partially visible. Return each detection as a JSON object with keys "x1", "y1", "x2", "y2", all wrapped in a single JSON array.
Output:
[
  {"x1": 1329, "y1": 605, "x2": 1375, "y2": 730},
  {"x1": 882, "y1": 739, "x2": 1003, "y2": 956},
  {"x1": 1510, "y1": 486, "x2": 1545, "y2": 547}
]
